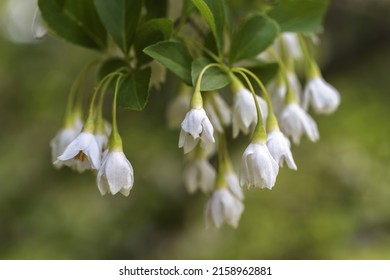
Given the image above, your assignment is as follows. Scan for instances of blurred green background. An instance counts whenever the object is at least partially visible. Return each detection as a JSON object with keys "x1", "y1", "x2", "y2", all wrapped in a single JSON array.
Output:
[{"x1": 0, "y1": 0, "x2": 390, "y2": 259}]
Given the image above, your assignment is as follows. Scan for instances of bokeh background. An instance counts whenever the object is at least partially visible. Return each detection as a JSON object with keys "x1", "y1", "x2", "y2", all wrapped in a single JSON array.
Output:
[{"x1": 0, "y1": 0, "x2": 389, "y2": 259}]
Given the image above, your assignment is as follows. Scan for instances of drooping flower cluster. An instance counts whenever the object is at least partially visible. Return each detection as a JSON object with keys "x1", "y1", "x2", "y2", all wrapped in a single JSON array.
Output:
[
  {"x1": 170, "y1": 32, "x2": 340, "y2": 229},
  {"x1": 51, "y1": 74, "x2": 134, "y2": 196}
]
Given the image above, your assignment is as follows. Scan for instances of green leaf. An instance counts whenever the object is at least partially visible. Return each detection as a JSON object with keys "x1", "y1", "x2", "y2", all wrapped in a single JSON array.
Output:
[
  {"x1": 38, "y1": 0, "x2": 106, "y2": 50},
  {"x1": 117, "y1": 68, "x2": 151, "y2": 111},
  {"x1": 143, "y1": 40, "x2": 192, "y2": 85},
  {"x1": 94, "y1": 0, "x2": 142, "y2": 53},
  {"x1": 192, "y1": 0, "x2": 225, "y2": 54},
  {"x1": 191, "y1": 58, "x2": 230, "y2": 91},
  {"x1": 98, "y1": 58, "x2": 129, "y2": 81},
  {"x1": 247, "y1": 62, "x2": 279, "y2": 86},
  {"x1": 230, "y1": 14, "x2": 279, "y2": 63},
  {"x1": 135, "y1": 19, "x2": 173, "y2": 66},
  {"x1": 268, "y1": 0, "x2": 329, "y2": 33}
]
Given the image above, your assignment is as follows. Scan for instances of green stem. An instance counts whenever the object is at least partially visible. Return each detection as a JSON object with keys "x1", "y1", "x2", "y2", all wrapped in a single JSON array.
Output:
[
  {"x1": 232, "y1": 70, "x2": 267, "y2": 143},
  {"x1": 84, "y1": 72, "x2": 123, "y2": 132},
  {"x1": 269, "y1": 48, "x2": 297, "y2": 104},
  {"x1": 298, "y1": 35, "x2": 321, "y2": 80},
  {"x1": 191, "y1": 63, "x2": 227, "y2": 109},
  {"x1": 63, "y1": 62, "x2": 97, "y2": 128},
  {"x1": 108, "y1": 76, "x2": 124, "y2": 151}
]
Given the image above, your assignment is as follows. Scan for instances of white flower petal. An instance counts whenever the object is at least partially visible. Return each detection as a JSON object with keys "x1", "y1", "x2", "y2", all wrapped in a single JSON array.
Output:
[
  {"x1": 303, "y1": 77, "x2": 340, "y2": 114},
  {"x1": 240, "y1": 143, "x2": 279, "y2": 189},
  {"x1": 232, "y1": 89, "x2": 267, "y2": 138},
  {"x1": 279, "y1": 104, "x2": 319, "y2": 144},
  {"x1": 183, "y1": 159, "x2": 215, "y2": 194},
  {"x1": 179, "y1": 108, "x2": 215, "y2": 153},
  {"x1": 205, "y1": 189, "x2": 244, "y2": 228},
  {"x1": 97, "y1": 151, "x2": 134, "y2": 196},
  {"x1": 267, "y1": 130, "x2": 297, "y2": 170},
  {"x1": 56, "y1": 132, "x2": 101, "y2": 171}
]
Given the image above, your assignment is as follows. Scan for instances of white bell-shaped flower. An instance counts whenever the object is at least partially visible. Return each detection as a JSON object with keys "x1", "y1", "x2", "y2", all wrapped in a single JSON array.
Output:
[
  {"x1": 240, "y1": 143, "x2": 279, "y2": 189},
  {"x1": 279, "y1": 103, "x2": 319, "y2": 144},
  {"x1": 178, "y1": 108, "x2": 215, "y2": 154},
  {"x1": 50, "y1": 127, "x2": 79, "y2": 169},
  {"x1": 266, "y1": 130, "x2": 297, "y2": 170},
  {"x1": 97, "y1": 150, "x2": 134, "y2": 196},
  {"x1": 204, "y1": 92, "x2": 231, "y2": 133},
  {"x1": 302, "y1": 77, "x2": 340, "y2": 114},
  {"x1": 166, "y1": 86, "x2": 191, "y2": 129},
  {"x1": 183, "y1": 158, "x2": 216, "y2": 194},
  {"x1": 56, "y1": 132, "x2": 101, "y2": 172},
  {"x1": 281, "y1": 33, "x2": 302, "y2": 60},
  {"x1": 205, "y1": 188, "x2": 244, "y2": 228},
  {"x1": 232, "y1": 88, "x2": 268, "y2": 138}
]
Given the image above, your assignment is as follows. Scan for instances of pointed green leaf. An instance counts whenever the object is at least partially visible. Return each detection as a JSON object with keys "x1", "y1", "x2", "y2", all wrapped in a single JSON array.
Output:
[
  {"x1": 143, "y1": 40, "x2": 192, "y2": 85},
  {"x1": 135, "y1": 19, "x2": 173, "y2": 66},
  {"x1": 247, "y1": 62, "x2": 279, "y2": 86},
  {"x1": 94, "y1": 0, "x2": 142, "y2": 53},
  {"x1": 230, "y1": 14, "x2": 279, "y2": 63},
  {"x1": 268, "y1": 0, "x2": 329, "y2": 33},
  {"x1": 192, "y1": 0, "x2": 225, "y2": 53},
  {"x1": 118, "y1": 68, "x2": 151, "y2": 111},
  {"x1": 38, "y1": 0, "x2": 107, "y2": 50},
  {"x1": 191, "y1": 58, "x2": 230, "y2": 91}
]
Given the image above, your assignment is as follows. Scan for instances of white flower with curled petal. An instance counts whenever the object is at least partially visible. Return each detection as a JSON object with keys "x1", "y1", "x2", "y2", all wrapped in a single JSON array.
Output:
[
  {"x1": 95, "y1": 133, "x2": 108, "y2": 153},
  {"x1": 183, "y1": 158, "x2": 215, "y2": 194},
  {"x1": 97, "y1": 150, "x2": 134, "y2": 197},
  {"x1": 205, "y1": 188, "x2": 244, "y2": 228},
  {"x1": 55, "y1": 132, "x2": 101, "y2": 172},
  {"x1": 240, "y1": 142, "x2": 279, "y2": 189},
  {"x1": 302, "y1": 77, "x2": 340, "y2": 114},
  {"x1": 279, "y1": 103, "x2": 319, "y2": 144},
  {"x1": 266, "y1": 130, "x2": 297, "y2": 170},
  {"x1": 232, "y1": 88, "x2": 268, "y2": 138},
  {"x1": 178, "y1": 108, "x2": 215, "y2": 153}
]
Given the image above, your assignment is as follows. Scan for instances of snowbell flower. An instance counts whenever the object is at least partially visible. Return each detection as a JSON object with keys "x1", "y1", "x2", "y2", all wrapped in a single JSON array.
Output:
[
  {"x1": 232, "y1": 87, "x2": 268, "y2": 138},
  {"x1": 166, "y1": 85, "x2": 191, "y2": 129},
  {"x1": 268, "y1": 79, "x2": 287, "y2": 116},
  {"x1": 302, "y1": 76, "x2": 340, "y2": 114},
  {"x1": 183, "y1": 157, "x2": 216, "y2": 194},
  {"x1": 266, "y1": 130, "x2": 297, "y2": 170},
  {"x1": 97, "y1": 150, "x2": 134, "y2": 197},
  {"x1": 51, "y1": 127, "x2": 80, "y2": 169},
  {"x1": 50, "y1": 117, "x2": 83, "y2": 169},
  {"x1": 178, "y1": 108, "x2": 215, "y2": 154},
  {"x1": 281, "y1": 33, "x2": 302, "y2": 60},
  {"x1": 55, "y1": 131, "x2": 101, "y2": 172},
  {"x1": 205, "y1": 188, "x2": 244, "y2": 228},
  {"x1": 240, "y1": 142, "x2": 279, "y2": 189},
  {"x1": 204, "y1": 92, "x2": 231, "y2": 133},
  {"x1": 279, "y1": 103, "x2": 319, "y2": 144}
]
